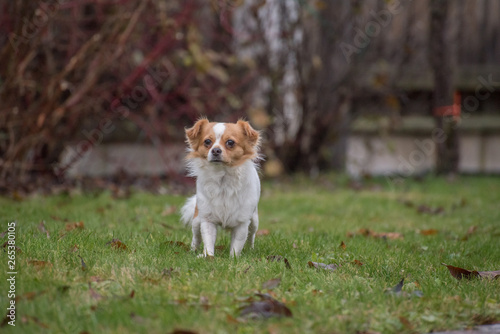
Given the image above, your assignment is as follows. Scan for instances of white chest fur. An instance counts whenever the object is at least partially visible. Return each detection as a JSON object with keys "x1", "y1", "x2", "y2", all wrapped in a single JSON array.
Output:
[{"x1": 194, "y1": 160, "x2": 260, "y2": 228}]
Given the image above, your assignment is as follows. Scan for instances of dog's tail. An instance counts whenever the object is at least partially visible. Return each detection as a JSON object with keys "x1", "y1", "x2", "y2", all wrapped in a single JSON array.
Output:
[{"x1": 180, "y1": 195, "x2": 196, "y2": 226}]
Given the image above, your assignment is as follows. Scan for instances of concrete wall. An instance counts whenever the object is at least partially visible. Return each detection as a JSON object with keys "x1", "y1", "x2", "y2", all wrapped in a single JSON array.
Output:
[
  {"x1": 346, "y1": 134, "x2": 500, "y2": 177},
  {"x1": 59, "y1": 134, "x2": 500, "y2": 178},
  {"x1": 60, "y1": 144, "x2": 186, "y2": 178}
]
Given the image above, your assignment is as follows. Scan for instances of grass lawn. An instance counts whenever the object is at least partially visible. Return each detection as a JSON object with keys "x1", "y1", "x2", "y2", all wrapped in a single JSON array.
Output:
[{"x1": 1, "y1": 175, "x2": 500, "y2": 333}]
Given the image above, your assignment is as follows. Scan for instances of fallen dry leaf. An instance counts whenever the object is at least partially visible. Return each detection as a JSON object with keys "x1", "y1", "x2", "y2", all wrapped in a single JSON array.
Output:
[
  {"x1": 267, "y1": 255, "x2": 292, "y2": 269},
  {"x1": 399, "y1": 316, "x2": 413, "y2": 330},
  {"x1": 226, "y1": 314, "x2": 240, "y2": 324},
  {"x1": 2, "y1": 242, "x2": 22, "y2": 253},
  {"x1": 420, "y1": 229, "x2": 439, "y2": 236},
  {"x1": 442, "y1": 263, "x2": 500, "y2": 280},
  {"x1": 339, "y1": 241, "x2": 347, "y2": 250},
  {"x1": 107, "y1": 238, "x2": 127, "y2": 250},
  {"x1": 164, "y1": 241, "x2": 190, "y2": 252},
  {"x1": 308, "y1": 261, "x2": 339, "y2": 272},
  {"x1": 256, "y1": 229, "x2": 270, "y2": 236},
  {"x1": 50, "y1": 215, "x2": 69, "y2": 222},
  {"x1": 347, "y1": 228, "x2": 403, "y2": 240},
  {"x1": 353, "y1": 259, "x2": 364, "y2": 266},
  {"x1": 15, "y1": 290, "x2": 46, "y2": 302},
  {"x1": 461, "y1": 225, "x2": 478, "y2": 241},
  {"x1": 65, "y1": 221, "x2": 85, "y2": 231},
  {"x1": 262, "y1": 278, "x2": 281, "y2": 290},
  {"x1": 417, "y1": 205, "x2": 445, "y2": 215},
  {"x1": 171, "y1": 329, "x2": 198, "y2": 334},
  {"x1": 239, "y1": 293, "x2": 292, "y2": 319}
]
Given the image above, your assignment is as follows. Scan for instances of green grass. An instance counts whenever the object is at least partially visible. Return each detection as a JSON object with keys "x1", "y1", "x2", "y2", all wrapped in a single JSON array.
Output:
[{"x1": 1, "y1": 175, "x2": 500, "y2": 333}]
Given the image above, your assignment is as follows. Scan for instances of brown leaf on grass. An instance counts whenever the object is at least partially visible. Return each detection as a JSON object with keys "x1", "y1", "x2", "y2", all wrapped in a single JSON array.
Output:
[
  {"x1": 15, "y1": 290, "x2": 46, "y2": 302},
  {"x1": 417, "y1": 205, "x2": 445, "y2": 215},
  {"x1": 171, "y1": 329, "x2": 198, "y2": 334},
  {"x1": 37, "y1": 221, "x2": 50, "y2": 238},
  {"x1": 461, "y1": 225, "x2": 478, "y2": 241},
  {"x1": 312, "y1": 289, "x2": 323, "y2": 296},
  {"x1": 347, "y1": 228, "x2": 403, "y2": 240},
  {"x1": 107, "y1": 238, "x2": 127, "y2": 250},
  {"x1": 129, "y1": 290, "x2": 135, "y2": 299},
  {"x1": 226, "y1": 314, "x2": 240, "y2": 324},
  {"x1": 256, "y1": 229, "x2": 270, "y2": 236},
  {"x1": 164, "y1": 241, "x2": 190, "y2": 252},
  {"x1": 51, "y1": 215, "x2": 69, "y2": 222},
  {"x1": 420, "y1": 229, "x2": 439, "y2": 236},
  {"x1": 442, "y1": 263, "x2": 500, "y2": 280},
  {"x1": 442, "y1": 263, "x2": 479, "y2": 280},
  {"x1": 400, "y1": 199, "x2": 415, "y2": 208},
  {"x1": 353, "y1": 259, "x2": 364, "y2": 266},
  {"x1": 399, "y1": 316, "x2": 413, "y2": 330},
  {"x1": 239, "y1": 293, "x2": 292, "y2": 319},
  {"x1": 65, "y1": 221, "x2": 85, "y2": 231},
  {"x1": 308, "y1": 261, "x2": 339, "y2": 272},
  {"x1": 69, "y1": 244, "x2": 79, "y2": 252},
  {"x1": 339, "y1": 241, "x2": 347, "y2": 250},
  {"x1": 267, "y1": 255, "x2": 292, "y2": 269},
  {"x1": 262, "y1": 278, "x2": 281, "y2": 290},
  {"x1": 2, "y1": 242, "x2": 22, "y2": 253}
]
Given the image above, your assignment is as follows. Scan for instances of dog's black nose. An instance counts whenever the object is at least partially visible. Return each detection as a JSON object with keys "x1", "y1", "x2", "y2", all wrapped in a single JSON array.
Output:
[{"x1": 212, "y1": 147, "x2": 222, "y2": 156}]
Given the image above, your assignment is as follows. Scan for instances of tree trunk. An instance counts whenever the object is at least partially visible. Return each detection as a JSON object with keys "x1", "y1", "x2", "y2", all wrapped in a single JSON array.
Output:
[{"x1": 429, "y1": 0, "x2": 459, "y2": 174}]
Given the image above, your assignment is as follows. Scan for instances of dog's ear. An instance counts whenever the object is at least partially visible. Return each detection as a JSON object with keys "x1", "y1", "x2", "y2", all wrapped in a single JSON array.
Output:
[
  {"x1": 186, "y1": 118, "x2": 209, "y2": 149},
  {"x1": 237, "y1": 120, "x2": 260, "y2": 148}
]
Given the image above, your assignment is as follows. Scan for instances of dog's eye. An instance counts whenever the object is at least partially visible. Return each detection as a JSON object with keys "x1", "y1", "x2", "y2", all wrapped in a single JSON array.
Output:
[
  {"x1": 204, "y1": 139, "x2": 212, "y2": 146},
  {"x1": 226, "y1": 140, "x2": 235, "y2": 148}
]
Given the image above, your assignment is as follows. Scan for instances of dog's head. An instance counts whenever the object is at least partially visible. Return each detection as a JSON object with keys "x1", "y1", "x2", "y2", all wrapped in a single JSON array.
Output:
[{"x1": 185, "y1": 119, "x2": 260, "y2": 166}]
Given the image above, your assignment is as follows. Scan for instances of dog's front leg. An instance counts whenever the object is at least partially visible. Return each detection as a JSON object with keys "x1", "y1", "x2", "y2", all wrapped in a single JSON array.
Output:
[
  {"x1": 200, "y1": 221, "x2": 217, "y2": 257},
  {"x1": 230, "y1": 223, "x2": 249, "y2": 257}
]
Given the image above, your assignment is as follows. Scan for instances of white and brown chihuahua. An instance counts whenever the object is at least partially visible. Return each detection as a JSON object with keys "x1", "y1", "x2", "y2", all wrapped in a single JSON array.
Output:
[{"x1": 180, "y1": 119, "x2": 261, "y2": 257}]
